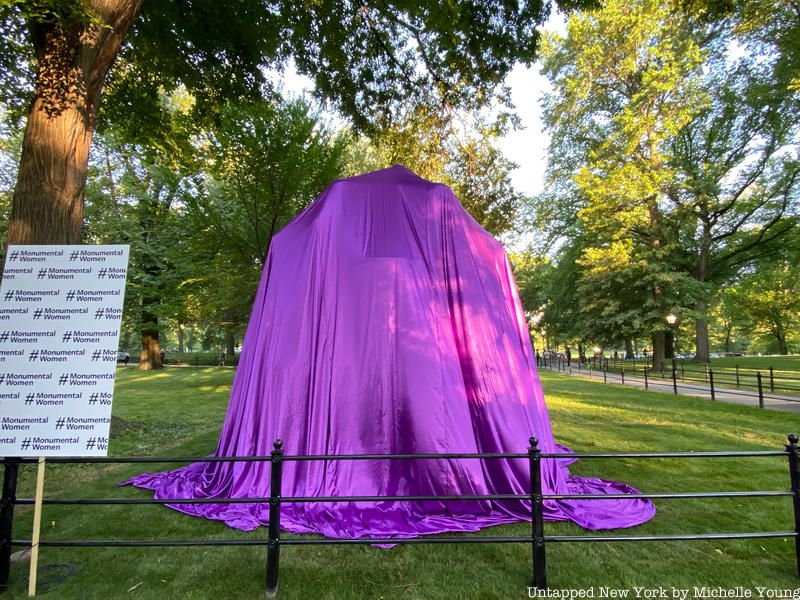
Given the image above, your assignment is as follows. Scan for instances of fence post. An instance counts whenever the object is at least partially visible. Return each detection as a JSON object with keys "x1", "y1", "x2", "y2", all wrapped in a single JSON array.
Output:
[
  {"x1": 621, "y1": 367, "x2": 625, "y2": 386},
  {"x1": 709, "y1": 368, "x2": 716, "y2": 402},
  {"x1": 644, "y1": 367, "x2": 648, "y2": 390},
  {"x1": 528, "y1": 437, "x2": 547, "y2": 590},
  {"x1": 785, "y1": 433, "x2": 800, "y2": 578},
  {"x1": 757, "y1": 372, "x2": 764, "y2": 409},
  {"x1": 672, "y1": 358, "x2": 678, "y2": 395},
  {"x1": 266, "y1": 440, "x2": 284, "y2": 598},
  {"x1": 603, "y1": 365, "x2": 607, "y2": 384},
  {"x1": 770, "y1": 367, "x2": 775, "y2": 394},
  {"x1": 0, "y1": 458, "x2": 20, "y2": 593}
]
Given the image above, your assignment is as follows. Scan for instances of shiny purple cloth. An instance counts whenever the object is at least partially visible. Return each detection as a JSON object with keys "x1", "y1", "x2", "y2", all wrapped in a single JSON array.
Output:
[{"x1": 125, "y1": 166, "x2": 655, "y2": 536}]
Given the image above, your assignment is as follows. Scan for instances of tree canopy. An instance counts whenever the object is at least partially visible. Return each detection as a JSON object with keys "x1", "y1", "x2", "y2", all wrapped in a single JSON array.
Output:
[{"x1": 529, "y1": 0, "x2": 799, "y2": 361}]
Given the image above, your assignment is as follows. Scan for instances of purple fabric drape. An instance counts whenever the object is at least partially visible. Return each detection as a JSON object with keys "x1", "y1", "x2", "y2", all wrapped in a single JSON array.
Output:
[{"x1": 125, "y1": 166, "x2": 655, "y2": 536}]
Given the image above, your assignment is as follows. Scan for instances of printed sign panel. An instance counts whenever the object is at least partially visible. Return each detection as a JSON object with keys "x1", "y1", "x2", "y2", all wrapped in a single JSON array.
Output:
[{"x1": 0, "y1": 245, "x2": 129, "y2": 457}]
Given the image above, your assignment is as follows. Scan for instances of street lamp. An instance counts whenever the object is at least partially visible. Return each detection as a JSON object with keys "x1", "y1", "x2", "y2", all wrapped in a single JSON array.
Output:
[{"x1": 666, "y1": 313, "x2": 678, "y2": 358}]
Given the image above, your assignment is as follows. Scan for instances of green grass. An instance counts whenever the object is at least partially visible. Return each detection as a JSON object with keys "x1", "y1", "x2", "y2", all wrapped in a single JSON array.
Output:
[
  {"x1": 5, "y1": 368, "x2": 800, "y2": 599},
  {"x1": 595, "y1": 355, "x2": 800, "y2": 396},
  {"x1": 709, "y1": 355, "x2": 800, "y2": 373},
  {"x1": 678, "y1": 356, "x2": 800, "y2": 397}
]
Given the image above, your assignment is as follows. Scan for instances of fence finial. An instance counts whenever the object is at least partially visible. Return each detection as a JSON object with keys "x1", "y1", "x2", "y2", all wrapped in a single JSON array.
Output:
[
  {"x1": 789, "y1": 433, "x2": 798, "y2": 446},
  {"x1": 529, "y1": 436, "x2": 538, "y2": 449},
  {"x1": 273, "y1": 439, "x2": 283, "y2": 451}
]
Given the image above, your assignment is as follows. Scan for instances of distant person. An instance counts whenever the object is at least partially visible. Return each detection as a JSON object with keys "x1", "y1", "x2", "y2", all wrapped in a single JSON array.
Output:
[
  {"x1": 565, "y1": 348, "x2": 572, "y2": 364},
  {"x1": 535, "y1": 350, "x2": 541, "y2": 366},
  {"x1": 219, "y1": 350, "x2": 226, "y2": 366},
  {"x1": 160, "y1": 348, "x2": 166, "y2": 365}
]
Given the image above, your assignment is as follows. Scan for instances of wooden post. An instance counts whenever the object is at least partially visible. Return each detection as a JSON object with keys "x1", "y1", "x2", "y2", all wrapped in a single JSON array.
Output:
[{"x1": 27, "y1": 458, "x2": 46, "y2": 597}]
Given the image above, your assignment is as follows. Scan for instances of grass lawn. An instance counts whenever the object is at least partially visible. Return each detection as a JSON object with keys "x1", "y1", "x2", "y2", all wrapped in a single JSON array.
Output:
[
  {"x1": 5, "y1": 367, "x2": 800, "y2": 599},
  {"x1": 698, "y1": 355, "x2": 800, "y2": 373},
  {"x1": 677, "y1": 356, "x2": 800, "y2": 397}
]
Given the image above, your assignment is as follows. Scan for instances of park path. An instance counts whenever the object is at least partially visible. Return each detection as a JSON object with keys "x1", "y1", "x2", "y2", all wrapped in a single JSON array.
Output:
[{"x1": 539, "y1": 361, "x2": 800, "y2": 414}]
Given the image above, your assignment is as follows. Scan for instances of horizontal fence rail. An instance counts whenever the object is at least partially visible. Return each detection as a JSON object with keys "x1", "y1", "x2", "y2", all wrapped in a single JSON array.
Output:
[
  {"x1": 1, "y1": 435, "x2": 800, "y2": 596},
  {"x1": 538, "y1": 355, "x2": 800, "y2": 408}
]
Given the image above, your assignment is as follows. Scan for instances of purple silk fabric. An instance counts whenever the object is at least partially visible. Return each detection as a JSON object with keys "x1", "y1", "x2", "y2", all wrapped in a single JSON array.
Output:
[{"x1": 125, "y1": 166, "x2": 655, "y2": 536}]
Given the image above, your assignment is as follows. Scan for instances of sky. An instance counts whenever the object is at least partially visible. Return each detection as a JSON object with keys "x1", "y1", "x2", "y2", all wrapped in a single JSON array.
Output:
[
  {"x1": 277, "y1": 12, "x2": 569, "y2": 199},
  {"x1": 495, "y1": 12, "x2": 567, "y2": 197}
]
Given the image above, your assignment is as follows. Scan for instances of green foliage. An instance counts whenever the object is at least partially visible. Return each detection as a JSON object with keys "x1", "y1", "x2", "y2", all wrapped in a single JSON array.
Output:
[
  {"x1": 539, "y1": 0, "x2": 710, "y2": 352},
  {"x1": 180, "y1": 97, "x2": 348, "y2": 331},
  {"x1": 508, "y1": 249, "x2": 553, "y2": 316},
  {"x1": 535, "y1": 0, "x2": 799, "y2": 357},
  {"x1": 726, "y1": 260, "x2": 800, "y2": 355},
  {"x1": 0, "y1": 115, "x2": 20, "y2": 259},
  {"x1": 1, "y1": 0, "x2": 597, "y2": 133},
  {"x1": 347, "y1": 102, "x2": 525, "y2": 237},
  {"x1": 668, "y1": 34, "x2": 800, "y2": 286}
]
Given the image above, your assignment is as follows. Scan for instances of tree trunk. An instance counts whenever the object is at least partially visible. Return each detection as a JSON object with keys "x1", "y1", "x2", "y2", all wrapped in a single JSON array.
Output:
[
  {"x1": 624, "y1": 339, "x2": 634, "y2": 360},
  {"x1": 139, "y1": 309, "x2": 162, "y2": 371},
  {"x1": 226, "y1": 330, "x2": 236, "y2": 360},
  {"x1": 178, "y1": 325, "x2": 185, "y2": 353},
  {"x1": 776, "y1": 321, "x2": 788, "y2": 355},
  {"x1": 694, "y1": 299, "x2": 710, "y2": 363},
  {"x1": 664, "y1": 330, "x2": 674, "y2": 359},
  {"x1": 652, "y1": 331, "x2": 666, "y2": 371},
  {"x1": 6, "y1": 1, "x2": 142, "y2": 246}
]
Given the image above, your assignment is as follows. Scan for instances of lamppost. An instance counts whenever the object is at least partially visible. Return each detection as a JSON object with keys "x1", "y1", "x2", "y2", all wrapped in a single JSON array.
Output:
[
  {"x1": 666, "y1": 312, "x2": 678, "y2": 357},
  {"x1": 666, "y1": 312, "x2": 679, "y2": 392}
]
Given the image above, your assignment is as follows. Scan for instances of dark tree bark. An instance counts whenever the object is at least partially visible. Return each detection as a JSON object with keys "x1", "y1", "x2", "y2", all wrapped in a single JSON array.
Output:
[
  {"x1": 693, "y1": 230, "x2": 711, "y2": 363},
  {"x1": 225, "y1": 330, "x2": 236, "y2": 360},
  {"x1": 664, "y1": 330, "x2": 674, "y2": 359},
  {"x1": 694, "y1": 298, "x2": 711, "y2": 362},
  {"x1": 135, "y1": 183, "x2": 174, "y2": 370},
  {"x1": 137, "y1": 246, "x2": 163, "y2": 371},
  {"x1": 139, "y1": 310, "x2": 162, "y2": 370},
  {"x1": 651, "y1": 331, "x2": 666, "y2": 371},
  {"x1": 775, "y1": 321, "x2": 789, "y2": 355},
  {"x1": 6, "y1": 0, "x2": 143, "y2": 246},
  {"x1": 625, "y1": 338, "x2": 634, "y2": 360}
]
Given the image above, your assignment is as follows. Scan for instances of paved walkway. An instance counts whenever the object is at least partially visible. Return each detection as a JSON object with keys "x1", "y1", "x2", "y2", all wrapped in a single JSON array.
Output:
[{"x1": 539, "y1": 362, "x2": 800, "y2": 414}]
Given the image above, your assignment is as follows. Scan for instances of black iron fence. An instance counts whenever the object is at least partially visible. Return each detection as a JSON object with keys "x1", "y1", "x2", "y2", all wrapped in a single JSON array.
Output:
[
  {"x1": 539, "y1": 355, "x2": 800, "y2": 407},
  {"x1": 2, "y1": 436, "x2": 800, "y2": 596}
]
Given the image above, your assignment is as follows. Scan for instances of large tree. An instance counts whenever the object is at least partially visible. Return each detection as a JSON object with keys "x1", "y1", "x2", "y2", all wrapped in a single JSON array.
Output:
[
  {"x1": 181, "y1": 97, "x2": 347, "y2": 357},
  {"x1": 727, "y1": 260, "x2": 800, "y2": 355},
  {"x1": 84, "y1": 102, "x2": 197, "y2": 369},
  {"x1": 540, "y1": 0, "x2": 709, "y2": 369},
  {"x1": 668, "y1": 52, "x2": 799, "y2": 361},
  {"x1": 0, "y1": 0, "x2": 593, "y2": 247},
  {"x1": 537, "y1": 0, "x2": 799, "y2": 365}
]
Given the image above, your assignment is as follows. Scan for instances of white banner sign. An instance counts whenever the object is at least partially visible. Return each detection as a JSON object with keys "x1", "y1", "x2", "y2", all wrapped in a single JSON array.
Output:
[{"x1": 0, "y1": 245, "x2": 129, "y2": 457}]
